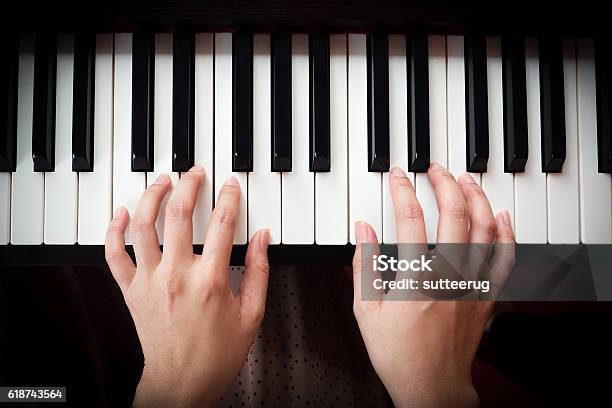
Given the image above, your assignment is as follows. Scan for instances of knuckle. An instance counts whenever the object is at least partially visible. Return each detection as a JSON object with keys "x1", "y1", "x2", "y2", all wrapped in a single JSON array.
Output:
[
  {"x1": 250, "y1": 259, "x2": 270, "y2": 278},
  {"x1": 445, "y1": 200, "x2": 469, "y2": 222},
  {"x1": 392, "y1": 174, "x2": 412, "y2": 188},
  {"x1": 142, "y1": 186, "x2": 163, "y2": 202},
  {"x1": 131, "y1": 215, "x2": 154, "y2": 236},
  {"x1": 397, "y1": 202, "x2": 424, "y2": 223},
  {"x1": 104, "y1": 248, "x2": 120, "y2": 268},
  {"x1": 163, "y1": 270, "x2": 184, "y2": 302},
  {"x1": 212, "y1": 207, "x2": 237, "y2": 228},
  {"x1": 245, "y1": 302, "x2": 265, "y2": 326},
  {"x1": 166, "y1": 198, "x2": 193, "y2": 221},
  {"x1": 484, "y1": 220, "x2": 498, "y2": 239},
  {"x1": 201, "y1": 274, "x2": 226, "y2": 297},
  {"x1": 466, "y1": 182, "x2": 486, "y2": 198},
  {"x1": 432, "y1": 167, "x2": 452, "y2": 180},
  {"x1": 474, "y1": 216, "x2": 497, "y2": 239}
]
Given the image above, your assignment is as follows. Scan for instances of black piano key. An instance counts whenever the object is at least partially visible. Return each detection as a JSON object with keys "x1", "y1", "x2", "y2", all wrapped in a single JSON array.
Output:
[
  {"x1": 501, "y1": 35, "x2": 529, "y2": 173},
  {"x1": 407, "y1": 32, "x2": 430, "y2": 172},
  {"x1": 366, "y1": 31, "x2": 390, "y2": 172},
  {"x1": 539, "y1": 36, "x2": 566, "y2": 173},
  {"x1": 595, "y1": 38, "x2": 612, "y2": 173},
  {"x1": 71, "y1": 33, "x2": 96, "y2": 172},
  {"x1": 271, "y1": 31, "x2": 292, "y2": 172},
  {"x1": 464, "y1": 34, "x2": 489, "y2": 173},
  {"x1": 0, "y1": 36, "x2": 19, "y2": 172},
  {"x1": 309, "y1": 32, "x2": 330, "y2": 172},
  {"x1": 172, "y1": 31, "x2": 195, "y2": 172},
  {"x1": 32, "y1": 34, "x2": 57, "y2": 172},
  {"x1": 131, "y1": 32, "x2": 155, "y2": 172},
  {"x1": 232, "y1": 31, "x2": 253, "y2": 172}
]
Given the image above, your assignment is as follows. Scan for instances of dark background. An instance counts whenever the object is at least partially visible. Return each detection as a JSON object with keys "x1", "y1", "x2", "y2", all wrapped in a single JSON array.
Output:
[
  {"x1": 1, "y1": 266, "x2": 612, "y2": 407},
  {"x1": 2, "y1": 0, "x2": 610, "y2": 35},
  {"x1": 2, "y1": 0, "x2": 611, "y2": 405}
]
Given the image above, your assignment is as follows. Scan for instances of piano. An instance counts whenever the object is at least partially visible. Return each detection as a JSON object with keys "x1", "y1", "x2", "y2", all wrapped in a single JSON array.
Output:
[{"x1": 1, "y1": 0, "x2": 611, "y2": 266}]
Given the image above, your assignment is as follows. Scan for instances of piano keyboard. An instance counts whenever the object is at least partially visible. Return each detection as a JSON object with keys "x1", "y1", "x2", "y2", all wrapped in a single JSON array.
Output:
[{"x1": 0, "y1": 33, "x2": 611, "y2": 246}]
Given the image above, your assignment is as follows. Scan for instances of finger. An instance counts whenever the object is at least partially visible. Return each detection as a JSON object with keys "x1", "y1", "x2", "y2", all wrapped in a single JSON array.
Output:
[
  {"x1": 389, "y1": 167, "x2": 426, "y2": 243},
  {"x1": 239, "y1": 229, "x2": 270, "y2": 326},
  {"x1": 199, "y1": 176, "x2": 241, "y2": 279},
  {"x1": 105, "y1": 207, "x2": 136, "y2": 293},
  {"x1": 352, "y1": 222, "x2": 382, "y2": 310},
  {"x1": 163, "y1": 165, "x2": 204, "y2": 263},
  {"x1": 428, "y1": 162, "x2": 469, "y2": 243},
  {"x1": 131, "y1": 174, "x2": 171, "y2": 269},
  {"x1": 486, "y1": 210, "x2": 516, "y2": 299},
  {"x1": 458, "y1": 172, "x2": 497, "y2": 244}
]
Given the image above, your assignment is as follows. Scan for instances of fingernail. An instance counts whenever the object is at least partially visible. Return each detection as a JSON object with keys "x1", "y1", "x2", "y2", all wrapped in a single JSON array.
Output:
[
  {"x1": 429, "y1": 162, "x2": 443, "y2": 171},
  {"x1": 189, "y1": 164, "x2": 204, "y2": 173},
  {"x1": 259, "y1": 229, "x2": 270, "y2": 248},
  {"x1": 501, "y1": 210, "x2": 512, "y2": 226},
  {"x1": 153, "y1": 174, "x2": 169, "y2": 185},
  {"x1": 113, "y1": 207, "x2": 124, "y2": 219},
  {"x1": 355, "y1": 222, "x2": 369, "y2": 244},
  {"x1": 225, "y1": 176, "x2": 239, "y2": 186},
  {"x1": 460, "y1": 172, "x2": 476, "y2": 184},
  {"x1": 390, "y1": 166, "x2": 407, "y2": 178}
]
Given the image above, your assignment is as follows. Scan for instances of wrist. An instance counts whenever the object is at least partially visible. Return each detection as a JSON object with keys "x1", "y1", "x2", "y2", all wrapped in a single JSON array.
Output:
[
  {"x1": 133, "y1": 367, "x2": 216, "y2": 408},
  {"x1": 388, "y1": 377, "x2": 478, "y2": 408}
]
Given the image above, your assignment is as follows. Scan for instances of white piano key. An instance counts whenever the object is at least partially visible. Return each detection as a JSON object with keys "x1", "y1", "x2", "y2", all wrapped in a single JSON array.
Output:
[
  {"x1": 113, "y1": 33, "x2": 146, "y2": 244},
  {"x1": 416, "y1": 35, "x2": 447, "y2": 243},
  {"x1": 446, "y1": 35, "x2": 479, "y2": 184},
  {"x1": 193, "y1": 33, "x2": 214, "y2": 244},
  {"x1": 348, "y1": 34, "x2": 382, "y2": 244},
  {"x1": 577, "y1": 39, "x2": 612, "y2": 244},
  {"x1": 11, "y1": 35, "x2": 43, "y2": 245},
  {"x1": 147, "y1": 34, "x2": 179, "y2": 244},
  {"x1": 382, "y1": 34, "x2": 412, "y2": 244},
  {"x1": 514, "y1": 38, "x2": 547, "y2": 244},
  {"x1": 78, "y1": 34, "x2": 114, "y2": 244},
  {"x1": 0, "y1": 174, "x2": 9, "y2": 244},
  {"x1": 481, "y1": 37, "x2": 515, "y2": 224},
  {"x1": 316, "y1": 34, "x2": 348, "y2": 245},
  {"x1": 249, "y1": 34, "x2": 281, "y2": 244},
  {"x1": 215, "y1": 33, "x2": 248, "y2": 244},
  {"x1": 547, "y1": 39, "x2": 580, "y2": 244},
  {"x1": 45, "y1": 34, "x2": 78, "y2": 244},
  {"x1": 282, "y1": 34, "x2": 314, "y2": 244}
]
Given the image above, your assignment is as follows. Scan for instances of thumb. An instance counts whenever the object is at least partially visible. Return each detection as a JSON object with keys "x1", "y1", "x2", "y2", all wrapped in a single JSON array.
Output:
[
  {"x1": 353, "y1": 222, "x2": 383, "y2": 311},
  {"x1": 239, "y1": 229, "x2": 270, "y2": 326}
]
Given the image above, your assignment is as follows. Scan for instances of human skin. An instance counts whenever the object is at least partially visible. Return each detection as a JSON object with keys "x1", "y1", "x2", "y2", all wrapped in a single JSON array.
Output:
[
  {"x1": 351, "y1": 164, "x2": 515, "y2": 408},
  {"x1": 105, "y1": 162, "x2": 514, "y2": 407},
  {"x1": 105, "y1": 165, "x2": 270, "y2": 407}
]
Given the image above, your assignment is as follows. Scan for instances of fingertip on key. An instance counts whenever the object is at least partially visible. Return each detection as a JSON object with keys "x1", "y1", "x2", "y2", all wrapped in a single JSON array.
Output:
[
  {"x1": 429, "y1": 162, "x2": 444, "y2": 171},
  {"x1": 225, "y1": 176, "x2": 239, "y2": 187},
  {"x1": 153, "y1": 173, "x2": 170, "y2": 185},
  {"x1": 188, "y1": 164, "x2": 205, "y2": 173},
  {"x1": 390, "y1": 166, "x2": 407, "y2": 178},
  {"x1": 500, "y1": 210, "x2": 512, "y2": 226},
  {"x1": 355, "y1": 221, "x2": 375, "y2": 244},
  {"x1": 459, "y1": 172, "x2": 477, "y2": 184},
  {"x1": 113, "y1": 206, "x2": 127, "y2": 221}
]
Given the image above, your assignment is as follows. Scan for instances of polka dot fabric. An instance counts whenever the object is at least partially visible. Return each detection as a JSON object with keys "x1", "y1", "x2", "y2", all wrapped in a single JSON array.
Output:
[{"x1": 221, "y1": 266, "x2": 391, "y2": 407}]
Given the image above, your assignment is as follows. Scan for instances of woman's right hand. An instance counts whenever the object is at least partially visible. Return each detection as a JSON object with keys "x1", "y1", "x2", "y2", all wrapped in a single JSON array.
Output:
[{"x1": 351, "y1": 164, "x2": 515, "y2": 408}]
